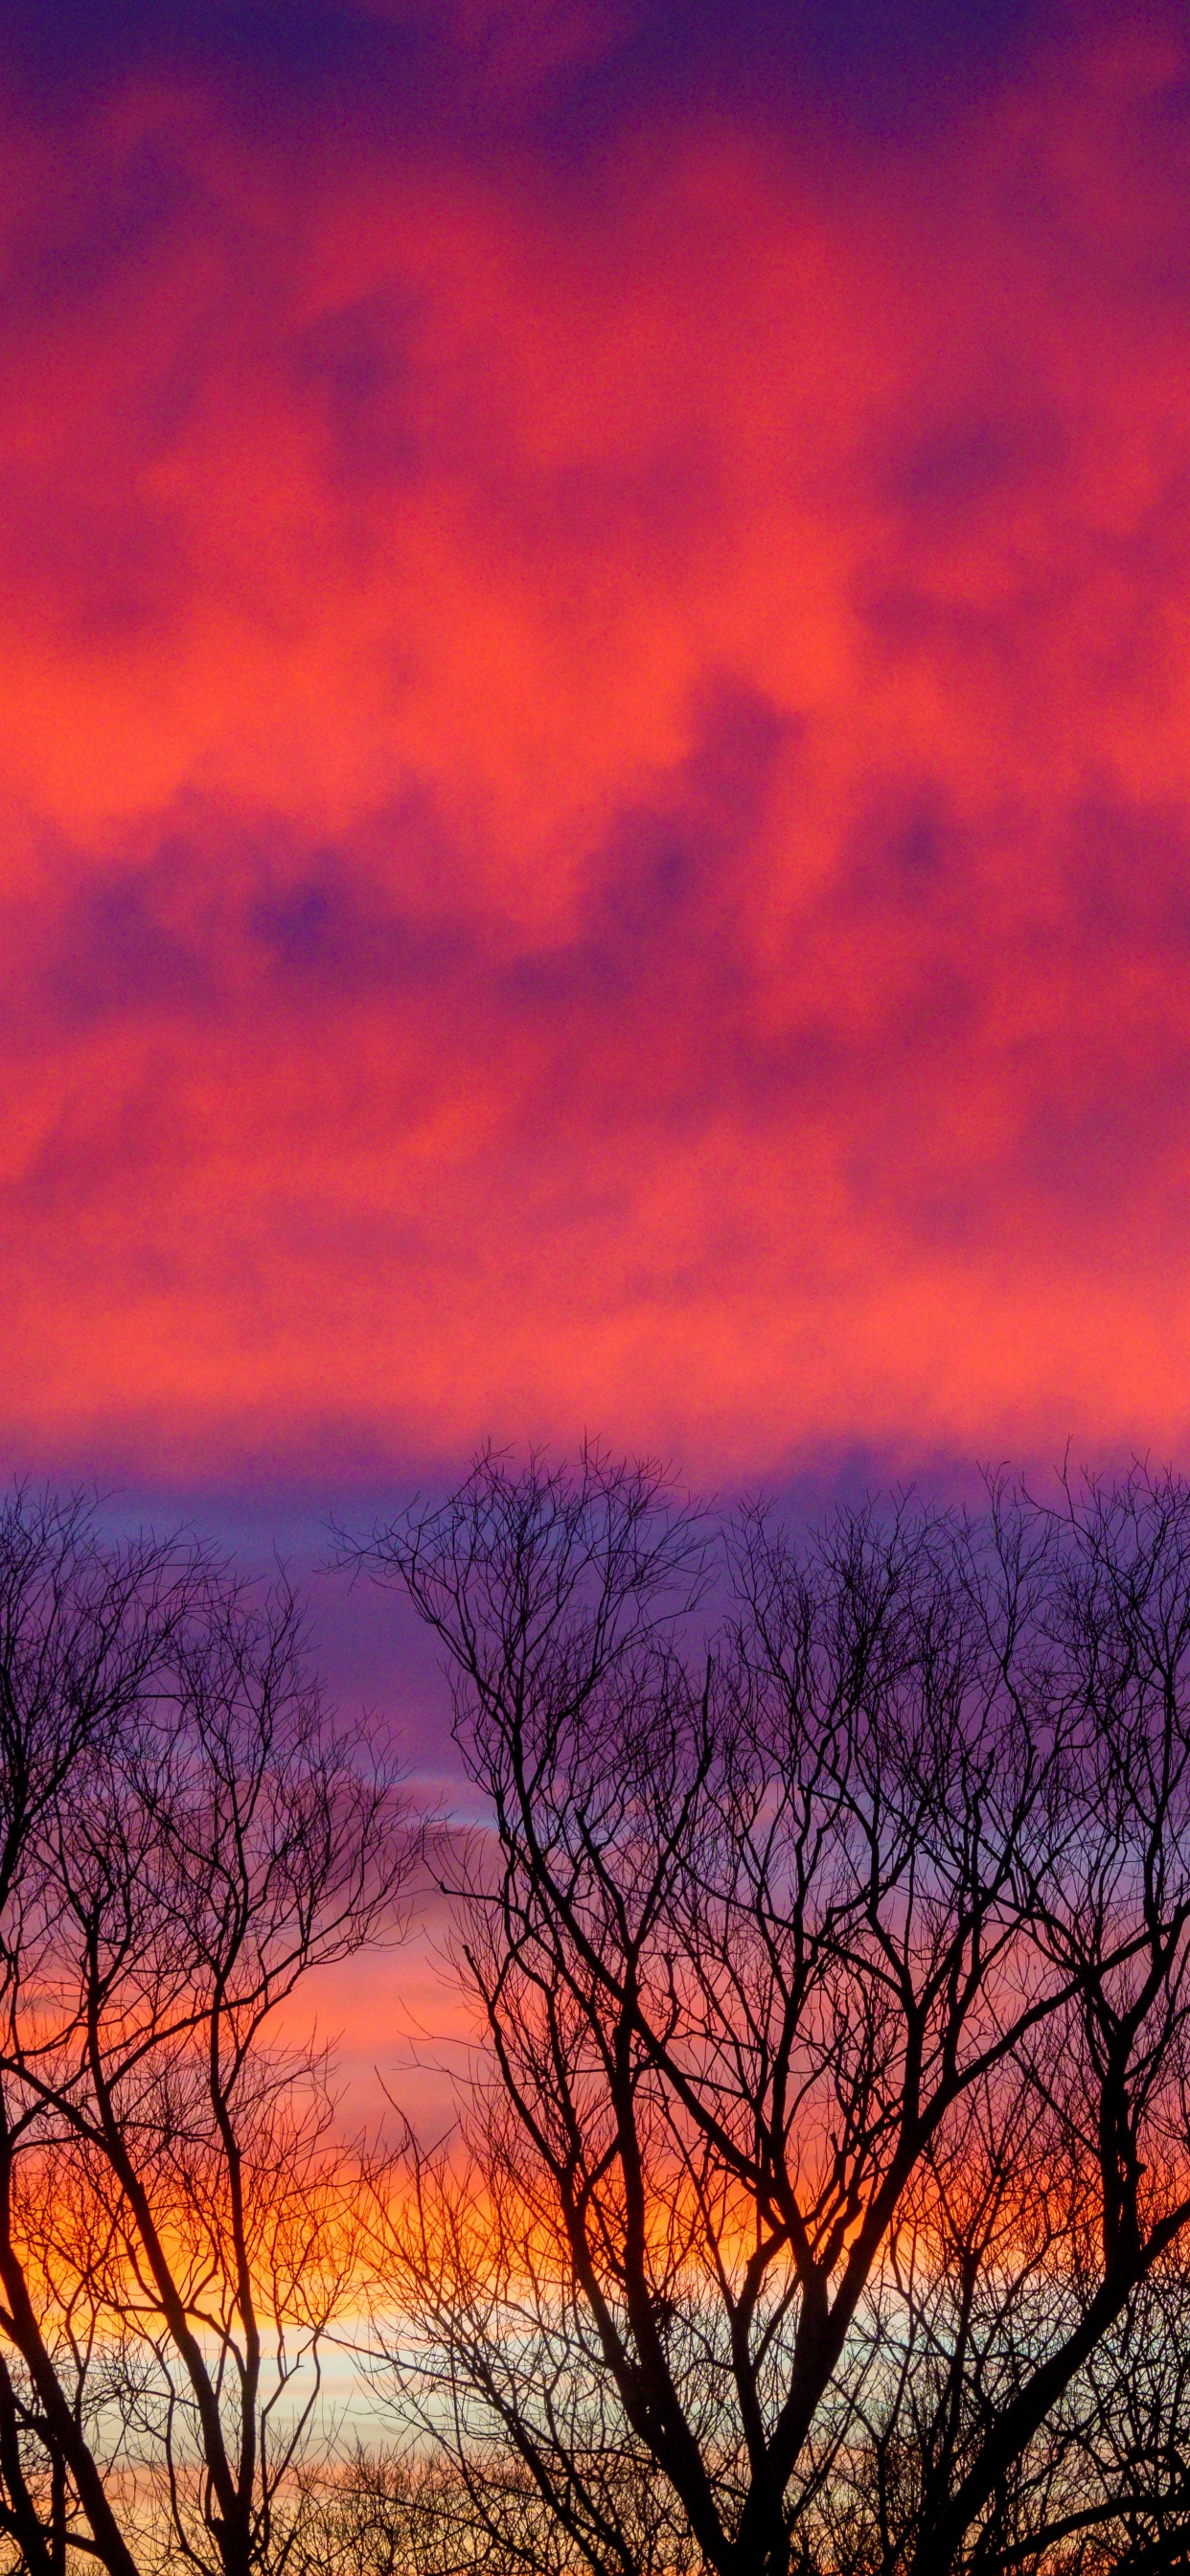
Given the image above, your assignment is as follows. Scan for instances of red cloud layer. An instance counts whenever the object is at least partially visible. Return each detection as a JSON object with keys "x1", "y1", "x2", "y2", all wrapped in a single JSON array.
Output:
[{"x1": 3, "y1": 18, "x2": 1190, "y2": 1483}]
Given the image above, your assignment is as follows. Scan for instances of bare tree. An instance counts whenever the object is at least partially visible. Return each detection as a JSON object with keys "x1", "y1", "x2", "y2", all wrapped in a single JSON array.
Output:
[
  {"x1": 350, "y1": 1451, "x2": 1190, "y2": 2576},
  {"x1": 0, "y1": 1486, "x2": 418, "y2": 2576},
  {"x1": 286, "y1": 2442, "x2": 661, "y2": 2576}
]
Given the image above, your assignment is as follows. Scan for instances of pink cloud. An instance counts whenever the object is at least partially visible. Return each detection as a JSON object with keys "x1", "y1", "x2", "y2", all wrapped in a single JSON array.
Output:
[{"x1": 2, "y1": 19, "x2": 1190, "y2": 1484}]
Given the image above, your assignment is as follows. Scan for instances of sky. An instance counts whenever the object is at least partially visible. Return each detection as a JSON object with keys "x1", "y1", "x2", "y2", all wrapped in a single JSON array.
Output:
[{"x1": 4, "y1": 0, "x2": 1190, "y2": 1533}]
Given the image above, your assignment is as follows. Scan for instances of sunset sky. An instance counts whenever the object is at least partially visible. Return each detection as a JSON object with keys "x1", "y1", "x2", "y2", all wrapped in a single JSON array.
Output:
[{"x1": 4, "y1": 0, "x2": 1190, "y2": 1550}]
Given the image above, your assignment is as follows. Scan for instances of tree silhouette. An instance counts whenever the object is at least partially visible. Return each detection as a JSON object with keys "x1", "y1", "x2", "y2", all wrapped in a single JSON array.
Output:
[
  {"x1": 0, "y1": 1487, "x2": 417, "y2": 2576},
  {"x1": 355, "y1": 1451, "x2": 1190, "y2": 2576}
]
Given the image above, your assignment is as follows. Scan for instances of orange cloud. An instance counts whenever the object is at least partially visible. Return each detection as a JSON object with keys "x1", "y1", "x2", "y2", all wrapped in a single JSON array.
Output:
[{"x1": 3, "y1": 13, "x2": 1190, "y2": 1485}]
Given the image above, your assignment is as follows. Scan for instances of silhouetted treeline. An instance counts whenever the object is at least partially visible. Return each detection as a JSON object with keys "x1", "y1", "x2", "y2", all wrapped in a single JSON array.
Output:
[
  {"x1": 9, "y1": 1459, "x2": 1190, "y2": 2575},
  {"x1": 355, "y1": 1452, "x2": 1190, "y2": 2576},
  {"x1": 0, "y1": 1489, "x2": 414, "y2": 2576}
]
